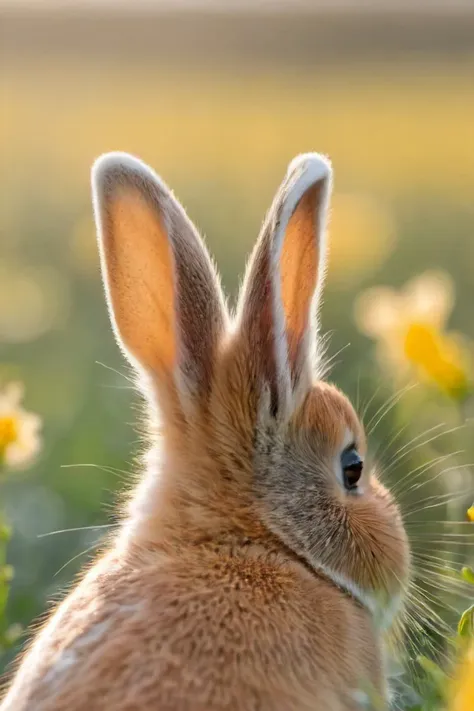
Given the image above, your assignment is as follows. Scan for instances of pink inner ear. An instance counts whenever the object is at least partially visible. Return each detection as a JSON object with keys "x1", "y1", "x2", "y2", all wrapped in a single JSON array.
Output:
[
  {"x1": 280, "y1": 183, "x2": 321, "y2": 383},
  {"x1": 105, "y1": 189, "x2": 177, "y2": 375}
]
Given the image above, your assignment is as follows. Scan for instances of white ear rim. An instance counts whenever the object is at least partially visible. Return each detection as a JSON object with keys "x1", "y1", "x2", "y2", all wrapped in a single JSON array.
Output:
[
  {"x1": 277, "y1": 151, "x2": 332, "y2": 297},
  {"x1": 91, "y1": 151, "x2": 170, "y2": 203},
  {"x1": 270, "y1": 153, "x2": 333, "y2": 417},
  {"x1": 279, "y1": 152, "x2": 332, "y2": 260},
  {"x1": 286, "y1": 152, "x2": 332, "y2": 184}
]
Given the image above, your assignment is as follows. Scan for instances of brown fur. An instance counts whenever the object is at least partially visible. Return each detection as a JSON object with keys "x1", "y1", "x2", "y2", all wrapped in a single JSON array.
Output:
[{"x1": 1, "y1": 152, "x2": 410, "y2": 710}]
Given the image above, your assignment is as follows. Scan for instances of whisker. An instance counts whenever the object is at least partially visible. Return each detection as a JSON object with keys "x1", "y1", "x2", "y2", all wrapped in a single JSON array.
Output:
[
  {"x1": 359, "y1": 382, "x2": 384, "y2": 426},
  {"x1": 404, "y1": 593, "x2": 451, "y2": 644},
  {"x1": 99, "y1": 384, "x2": 135, "y2": 390},
  {"x1": 95, "y1": 360, "x2": 135, "y2": 385},
  {"x1": 38, "y1": 524, "x2": 116, "y2": 539},
  {"x1": 412, "y1": 550, "x2": 469, "y2": 562},
  {"x1": 412, "y1": 553, "x2": 471, "y2": 568},
  {"x1": 410, "y1": 531, "x2": 474, "y2": 539},
  {"x1": 60, "y1": 462, "x2": 133, "y2": 483},
  {"x1": 403, "y1": 487, "x2": 473, "y2": 517},
  {"x1": 356, "y1": 370, "x2": 361, "y2": 415},
  {"x1": 387, "y1": 424, "x2": 464, "y2": 474},
  {"x1": 366, "y1": 383, "x2": 417, "y2": 437},
  {"x1": 54, "y1": 541, "x2": 101, "y2": 578},
  {"x1": 391, "y1": 451, "x2": 459, "y2": 498},
  {"x1": 400, "y1": 458, "x2": 471, "y2": 499},
  {"x1": 371, "y1": 420, "x2": 412, "y2": 472},
  {"x1": 410, "y1": 540, "x2": 474, "y2": 547},
  {"x1": 398, "y1": 609, "x2": 431, "y2": 661},
  {"x1": 412, "y1": 560, "x2": 471, "y2": 582},
  {"x1": 412, "y1": 569, "x2": 472, "y2": 596},
  {"x1": 387, "y1": 421, "x2": 447, "y2": 462},
  {"x1": 406, "y1": 520, "x2": 474, "y2": 527},
  {"x1": 411, "y1": 563, "x2": 461, "y2": 580},
  {"x1": 407, "y1": 607, "x2": 450, "y2": 642},
  {"x1": 406, "y1": 586, "x2": 453, "y2": 630},
  {"x1": 318, "y1": 343, "x2": 351, "y2": 379},
  {"x1": 409, "y1": 580, "x2": 464, "y2": 620}
]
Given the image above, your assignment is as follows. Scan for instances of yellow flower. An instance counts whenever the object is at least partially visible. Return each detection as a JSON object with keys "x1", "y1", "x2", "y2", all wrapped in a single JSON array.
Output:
[
  {"x1": 467, "y1": 507, "x2": 474, "y2": 523},
  {"x1": 355, "y1": 271, "x2": 471, "y2": 398},
  {"x1": 0, "y1": 382, "x2": 42, "y2": 470},
  {"x1": 404, "y1": 323, "x2": 470, "y2": 397},
  {"x1": 450, "y1": 641, "x2": 474, "y2": 711}
]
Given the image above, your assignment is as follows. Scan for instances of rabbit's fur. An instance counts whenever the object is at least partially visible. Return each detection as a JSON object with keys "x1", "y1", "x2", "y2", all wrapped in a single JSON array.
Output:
[{"x1": 1, "y1": 153, "x2": 410, "y2": 710}]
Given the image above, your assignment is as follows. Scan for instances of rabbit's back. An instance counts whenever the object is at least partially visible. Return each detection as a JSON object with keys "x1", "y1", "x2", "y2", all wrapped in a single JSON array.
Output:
[{"x1": 2, "y1": 546, "x2": 384, "y2": 711}]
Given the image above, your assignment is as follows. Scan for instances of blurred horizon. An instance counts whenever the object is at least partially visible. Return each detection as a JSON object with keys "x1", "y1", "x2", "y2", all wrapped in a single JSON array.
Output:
[
  {"x1": 2, "y1": 1, "x2": 474, "y2": 69},
  {"x1": 2, "y1": 0, "x2": 474, "y2": 9}
]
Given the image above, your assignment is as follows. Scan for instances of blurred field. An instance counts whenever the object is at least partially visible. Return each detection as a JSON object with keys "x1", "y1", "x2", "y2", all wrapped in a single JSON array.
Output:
[{"x1": 1, "y1": 5, "x2": 474, "y2": 701}]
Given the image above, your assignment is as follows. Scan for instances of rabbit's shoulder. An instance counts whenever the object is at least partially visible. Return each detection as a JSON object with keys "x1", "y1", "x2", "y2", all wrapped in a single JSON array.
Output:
[{"x1": 2, "y1": 547, "x2": 382, "y2": 711}]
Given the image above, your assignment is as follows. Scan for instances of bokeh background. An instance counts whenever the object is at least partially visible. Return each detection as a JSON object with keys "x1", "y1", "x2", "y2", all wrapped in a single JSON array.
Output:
[{"x1": 1, "y1": 0, "x2": 474, "y2": 702}]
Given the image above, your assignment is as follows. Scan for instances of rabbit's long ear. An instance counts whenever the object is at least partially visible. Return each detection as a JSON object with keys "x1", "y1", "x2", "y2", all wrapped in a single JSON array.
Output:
[
  {"x1": 236, "y1": 153, "x2": 332, "y2": 418},
  {"x1": 92, "y1": 153, "x2": 228, "y2": 410}
]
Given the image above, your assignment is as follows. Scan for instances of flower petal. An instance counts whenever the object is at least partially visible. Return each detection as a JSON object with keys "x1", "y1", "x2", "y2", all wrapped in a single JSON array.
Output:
[
  {"x1": 403, "y1": 270, "x2": 454, "y2": 328},
  {"x1": 354, "y1": 287, "x2": 403, "y2": 340}
]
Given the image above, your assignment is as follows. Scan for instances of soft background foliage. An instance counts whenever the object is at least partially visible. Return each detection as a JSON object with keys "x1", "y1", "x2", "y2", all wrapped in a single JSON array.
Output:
[{"x1": 1, "y1": 2, "x2": 473, "y2": 707}]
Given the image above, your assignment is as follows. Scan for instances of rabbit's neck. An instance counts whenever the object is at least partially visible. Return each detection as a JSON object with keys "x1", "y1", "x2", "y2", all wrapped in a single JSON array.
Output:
[{"x1": 115, "y1": 436, "x2": 273, "y2": 553}]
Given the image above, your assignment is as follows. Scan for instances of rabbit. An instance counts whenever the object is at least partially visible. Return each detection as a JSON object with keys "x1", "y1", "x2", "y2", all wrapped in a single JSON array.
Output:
[{"x1": 0, "y1": 151, "x2": 410, "y2": 711}]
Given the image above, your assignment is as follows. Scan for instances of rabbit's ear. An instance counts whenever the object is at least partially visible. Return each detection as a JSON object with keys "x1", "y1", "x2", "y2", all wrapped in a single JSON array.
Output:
[
  {"x1": 237, "y1": 153, "x2": 332, "y2": 418},
  {"x1": 92, "y1": 153, "x2": 228, "y2": 409}
]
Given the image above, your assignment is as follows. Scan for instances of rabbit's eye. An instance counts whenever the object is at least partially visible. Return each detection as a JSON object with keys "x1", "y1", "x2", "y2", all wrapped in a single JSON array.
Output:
[{"x1": 341, "y1": 447, "x2": 363, "y2": 490}]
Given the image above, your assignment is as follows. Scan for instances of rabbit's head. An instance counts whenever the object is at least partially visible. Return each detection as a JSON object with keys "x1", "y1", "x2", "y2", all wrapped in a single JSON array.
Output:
[{"x1": 92, "y1": 152, "x2": 410, "y2": 630}]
